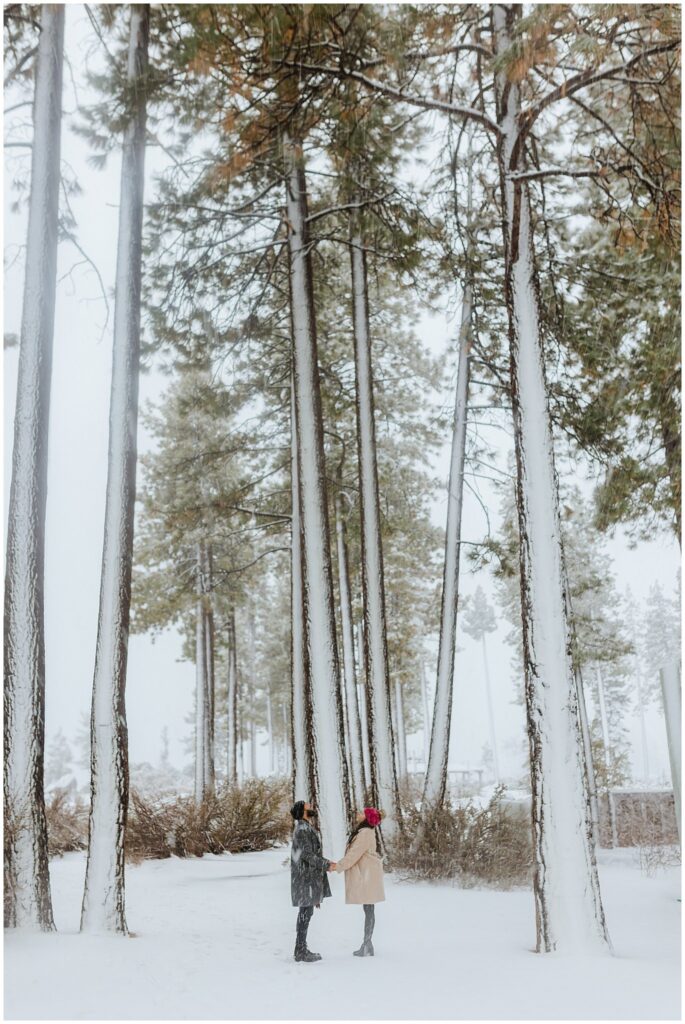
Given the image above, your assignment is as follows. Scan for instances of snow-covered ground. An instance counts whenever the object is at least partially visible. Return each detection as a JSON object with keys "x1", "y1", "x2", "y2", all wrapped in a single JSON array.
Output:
[{"x1": 5, "y1": 846, "x2": 680, "y2": 1020}]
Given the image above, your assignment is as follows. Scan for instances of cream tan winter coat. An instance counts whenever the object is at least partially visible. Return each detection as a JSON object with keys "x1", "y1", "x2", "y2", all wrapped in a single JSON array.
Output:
[{"x1": 335, "y1": 827, "x2": 385, "y2": 904}]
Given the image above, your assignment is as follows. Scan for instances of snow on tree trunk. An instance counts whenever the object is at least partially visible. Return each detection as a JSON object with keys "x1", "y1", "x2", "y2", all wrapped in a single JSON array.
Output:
[
  {"x1": 4, "y1": 3, "x2": 64, "y2": 932},
  {"x1": 422, "y1": 281, "x2": 471, "y2": 806},
  {"x1": 226, "y1": 609, "x2": 238, "y2": 784},
  {"x1": 193, "y1": 544, "x2": 208, "y2": 805},
  {"x1": 284, "y1": 132, "x2": 349, "y2": 854},
  {"x1": 493, "y1": 3, "x2": 609, "y2": 953},
  {"x1": 575, "y1": 665, "x2": 601, "y2": 846},
  {"x1": 659, "y1": 661, "x2": 681, "y2": 841},
  {"x1": 595, "y1": 662, "x2": 618, "y2": 848},
  {"x1": 80, "y1": 6, "x2": 149, "y2": 936},
  {"x1": 290, "y1": 372, "x2": 312, "y2": 802},
  {"x1": 349, "y1": 225, "x2": 400, "y2": 835},
  {"x1": 481, "y1": 636, "x2": 500, "y2": 784},
  {"x1": 335, "y1": 489, "x2": 366, "y2": 808}
]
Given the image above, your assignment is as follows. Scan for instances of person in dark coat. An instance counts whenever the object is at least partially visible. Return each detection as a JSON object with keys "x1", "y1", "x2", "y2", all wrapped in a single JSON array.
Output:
[{"x1": 290, "y1": 800, "x2": 336, "y2": 962}]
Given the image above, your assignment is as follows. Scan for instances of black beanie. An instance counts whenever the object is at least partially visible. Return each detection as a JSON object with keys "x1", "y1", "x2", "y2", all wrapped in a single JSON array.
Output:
[{"x1": 290, "y1": 800, "x2": 305, "y2": 821}]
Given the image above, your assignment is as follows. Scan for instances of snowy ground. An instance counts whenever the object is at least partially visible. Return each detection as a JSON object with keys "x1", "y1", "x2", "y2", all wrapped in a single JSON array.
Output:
[{"x1": 4, "y1": 846, "x2": 680, "y2": 1020}]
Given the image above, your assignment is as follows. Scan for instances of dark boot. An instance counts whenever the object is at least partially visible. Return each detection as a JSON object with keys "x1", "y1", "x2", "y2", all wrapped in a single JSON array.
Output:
[
  {"x1": 295, "y1": 948, "x2": 322, "y2": 963},
  {"x1": 295, "y1": 906, "x2": 321, "y2": 962}
]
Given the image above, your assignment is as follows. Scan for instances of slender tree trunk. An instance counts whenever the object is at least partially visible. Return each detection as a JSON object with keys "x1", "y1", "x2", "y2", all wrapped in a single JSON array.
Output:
[
  {"x1": 335, "y1": 489, "x2": 366, "y2": 808},
  {"x1": 80, "y1": 6, "x2": 148, "y2": 935},
  {"x1": 290, "y1": 372, "x2": 313, "y2": 802},
  {"x1": 238, "y1": 691, "x2": 245, "y2": 784},
  {"x1": 356, "y1": 621, "x2": 371, "y2": 791},
  {"x1": 227, "y1": 610, "x2": 238, "y2": 784},
  {"x1": 266, "y1": 686, "x2": 275, "y2": 774},
  {"x1": 394, "y1": 678, "x2": 408, "y2": 781},
  {"x1": 564, "y1": 578, "x2": 600, "y2": 846},
  {"x1": 594, "y1": 663, "x2": 618, "y2": 848},
  {"x1": 481, "y1": 636, "x2": 500, "y2": 784},
  {"x1": 349, "y1": 222, "x2": 400, "y2": 835},
  {"x1": 493, "y1": 3, "x2": 609, "y2": 953},
  {"x1": 575, "y1": 664, "x2": 601, "y2": 846},
  {"x1": 247, "y1": 720, "x2": 255, "y2": 777},
  {"x1": 4, "y1": 3, "x2": 64, "y2": 932},
  {"x1": 659, "y1": 661, "x2": 681, "y2": 841},
  {"x1": 193, "y1": 544, "x2": 208, "y2": 805},
  {"x1": 423, "y1": 280, "x2": 471, "y2": 805},
  {"x1": 284, "y1": 131, "x2": 349, "y2": 854},
  {"x1": 202, "y1": 543, "x2": 215, "y2": 794},
  {"x1": 420, "y1": 658, "x2": 430, "y2": 771}
]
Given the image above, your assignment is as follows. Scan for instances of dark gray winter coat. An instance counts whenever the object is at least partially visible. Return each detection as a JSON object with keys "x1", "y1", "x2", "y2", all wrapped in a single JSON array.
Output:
[{"x1": 290, "y1": 820, "x2": 331, "y2": 908}]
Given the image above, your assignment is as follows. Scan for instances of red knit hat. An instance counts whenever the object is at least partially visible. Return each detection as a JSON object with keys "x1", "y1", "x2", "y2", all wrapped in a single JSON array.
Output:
[{"x1": 364, "y1": 807, "x2": 381, "y2": 827}]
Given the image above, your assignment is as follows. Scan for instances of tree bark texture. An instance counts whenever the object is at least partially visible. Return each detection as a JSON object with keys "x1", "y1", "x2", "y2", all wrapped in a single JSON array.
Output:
[
  {"x1": 493, "y1": 3, "x2": 609, "y2": 953},
  {"x1": 423, "y1": 281, "x2": 471, "y2": 806},
  {"x1": 335, "y1": 489, "x2": 366, "y2": 808},
  {"x1": 4, "y1": 3, "x2": 64, "y2": 931},
  {"x1": 80, "y1": 5, "x2": 149, "y2": 935},
  {"x1": 285, "y1": 132, "x2": 349, "y2": 854},
  {"x1": 350, "y1": 225, "x2": 400, "y2": 835}
]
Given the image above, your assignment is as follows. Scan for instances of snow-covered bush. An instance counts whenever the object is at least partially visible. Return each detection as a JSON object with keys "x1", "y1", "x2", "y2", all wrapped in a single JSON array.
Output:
[
  {"x1": 126, "y1": 778, "x2": 291, "y2": 862},
  {"x1": 390, "y1": 786, "x2": 532, "y2": 888}
]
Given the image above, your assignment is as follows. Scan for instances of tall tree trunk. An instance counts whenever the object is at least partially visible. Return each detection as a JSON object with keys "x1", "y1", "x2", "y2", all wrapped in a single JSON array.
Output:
[
  {"x1": 193, "y1": 544, "x2": 208, "y2": 805},
  {"x1": 202, "y1": 543, "x2": 215, "y2": 794},
  {"x1": 335, "y1": 489, "x2": 366, "y2": 808},
  {"x1": 4, "y1": 3, "x2": 64, "y2": 932},
  {"x1": 481, "y1": 636, "x2": 500, "y2": 784},
  {"x1": 575, "y1": 664, "x2": 601, "y2": 846},
  {"x1": 290, "y1": 372, "x2": 313, "y2": 801},
  {"x1": 249, "y1": 719, "x2": 258, "y2": 777},
  {"x1": 349, "y1": 222, "x2": 400, "y2": 835},
  {"x1": 659, "y1": 661, "x2": 681, "y2": 841},
  {"x1": 80, "y1": 6, "x2": 148, "y2": 935},
  {"x1": 226, "y1": 609, "x2": 238, "y2": 784},
  {"x1": 266, "y1": 686, "x2": 275, "y2": 774},
  {"x1": 595, "y1": 663, "x2": 618, "y2": 848},
  {"x1": 493, "y1": 3, "x2": 609, "y2": 953},
  {"x1": 420, "y1": 657, "x2": 431, "y2": 770},
  {"x1": 423, "y1": 280, "x2": 471, "y2": 805},
  {"x1": 565, "y1": 578, "x2": 600, "y2": 845},
  {"x1": 394, "y1": 677, "x2": 408, "y2": 781},
  {"x1": 356, "y1": 621, "x2": 371, "y2": 792},
  {"x1": 284, "y1": 132, "x2": 349, "y2": 854}
]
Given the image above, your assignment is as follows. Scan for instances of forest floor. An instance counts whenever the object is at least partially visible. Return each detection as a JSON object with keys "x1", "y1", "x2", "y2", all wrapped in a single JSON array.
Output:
[{"x1": 4, "y1": 845, "x2": 680, "y2": 1020}]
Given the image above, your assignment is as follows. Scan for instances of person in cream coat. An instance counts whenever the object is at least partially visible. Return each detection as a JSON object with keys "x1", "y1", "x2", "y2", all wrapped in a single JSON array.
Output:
[{"x1": 334, "y1": 807, "x2": 385, "y2": 957}]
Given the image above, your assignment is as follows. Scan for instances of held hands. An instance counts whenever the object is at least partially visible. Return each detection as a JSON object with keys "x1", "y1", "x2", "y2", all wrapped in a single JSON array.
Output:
[{"x1": 327, "y1": 861, "x2": 337, "y2": 871}]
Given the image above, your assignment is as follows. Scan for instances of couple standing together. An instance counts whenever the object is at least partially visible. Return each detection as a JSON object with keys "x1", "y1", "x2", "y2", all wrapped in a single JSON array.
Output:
[{"x1": 290, "y1": 800, "x2": 385, "y2": 963}]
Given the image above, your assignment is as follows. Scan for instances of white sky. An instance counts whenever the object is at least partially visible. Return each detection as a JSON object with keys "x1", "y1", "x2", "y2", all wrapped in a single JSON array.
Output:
[{"x1": 3, "y1": 4, "x2": 679, "y2": 784}]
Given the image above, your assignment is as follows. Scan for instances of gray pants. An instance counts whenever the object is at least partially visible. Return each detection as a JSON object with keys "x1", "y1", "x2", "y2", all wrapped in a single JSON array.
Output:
[{"x1": 363, "y1": 904, "x2": 375, "y2": 943}]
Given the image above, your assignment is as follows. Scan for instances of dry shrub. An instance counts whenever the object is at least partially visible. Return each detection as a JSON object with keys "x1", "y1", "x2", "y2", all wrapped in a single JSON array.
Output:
[
  {"x1": 125, "y1": 778, "x2": 292, "y2": 863},
  {"x1": 639, "y1": 843, "x2": 681, "y2": 876},
  {"x1": 45, "y1": 791, "x2": 88, "y2": 856},
  {"x1": 390, "y1": 785, "x2": 533, "y2": 889}
]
